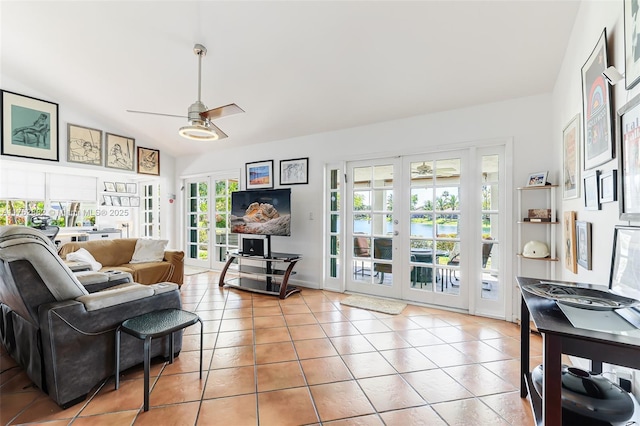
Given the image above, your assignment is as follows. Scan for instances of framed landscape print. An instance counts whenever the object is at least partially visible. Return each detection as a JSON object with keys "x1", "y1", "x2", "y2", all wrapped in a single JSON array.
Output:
[
  {"x1": 582, "y1": 29, "x2": 614, "y2": 170},
  {"x1": 67, "y1": 123, "x2": 102, "y2": 165},
  {"x1": 105, "y1": 133, "x2": 135, "y2": 171},
  {"x1": 280, "y1": 157, "x2": 309, "y2": 185},
  {"x1": 562, "y1": 114, "x2": 580, "y2": 199},
  {"x1": 246, "y1": 160, "x2": 274, "y2": 189},
  {"x1": 1, "y1": 90, "x2": 59, "y2": 161},
  {"x1": 624, "y1": 0, "x2": 640, "y2": 89},
  {"x1": 618, "y1": 93, "x2": 640, "y2": 221},
  {"x1": 137, "y1": 146, "x2": 160, "y2": 176}
]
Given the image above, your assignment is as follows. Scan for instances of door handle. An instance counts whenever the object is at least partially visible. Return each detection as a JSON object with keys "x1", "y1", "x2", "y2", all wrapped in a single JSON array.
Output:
[{"x1": 393, "y1": 231, "x2": 399, "y2": 236}]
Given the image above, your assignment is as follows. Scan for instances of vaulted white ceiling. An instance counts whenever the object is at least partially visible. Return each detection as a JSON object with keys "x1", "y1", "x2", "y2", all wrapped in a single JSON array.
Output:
[{"x1": 1, "y1": 1, "x2": 580, "y2": 158}]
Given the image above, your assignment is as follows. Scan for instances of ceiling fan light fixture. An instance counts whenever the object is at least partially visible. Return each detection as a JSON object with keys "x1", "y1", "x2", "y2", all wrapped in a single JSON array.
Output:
[{"x1": 178, "y1": 122, "x2": 219, "y2": 141}]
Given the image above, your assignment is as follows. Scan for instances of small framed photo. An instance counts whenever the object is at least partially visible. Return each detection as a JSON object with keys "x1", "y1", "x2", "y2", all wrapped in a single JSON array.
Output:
[
  {"x1": 111, "y1": 196, "x2": 121, "y2": 207},
  {"x1": 67, "y1": 123, "x2": 102, "y2": 166},
  {"x1": 1, "y1": 90, "x2": 59, "y2": 162},
  {"x1": 120, "y1": 196, "x2": 130, "y2": 207},
  {"x1": 584, "y1": 170, "x2": 601, "y2": 210},
  {"x1": 105, "y1": 132, "x2": 135, "y2": 171},
  {"x1": 599, "y1": 170, "x2": 617, "y2": 203},
  {"x1": 130, "y1": 197, "x2": 140, "y2": 207},
  {"x1": 246, "y1": 160, "x2": 274, "y2": 190},
  {"x1": 126, "y1": 183, "x2": 137, "y2": 194},
  {"x1": 576, "y1": 221, "x2": 592, "y2": 270},
  {"x1": 280, "y1": 157, "x2": 309, "y2": 185},
  {"x1": 137, "y1": 146, "x2": 160, "y2": 176},
  {"x1": 526, "y1": 171, "x2": 548, "y2": 187},
  {"x1": 115, "y1": 182, "x2": 127, "y2": 193},
  {"x1": 104, "y1": 181, "x2": 116, "y2": 192},
  {"x1": 103, "y1": 195, "x2": 112, "y2": 206}
]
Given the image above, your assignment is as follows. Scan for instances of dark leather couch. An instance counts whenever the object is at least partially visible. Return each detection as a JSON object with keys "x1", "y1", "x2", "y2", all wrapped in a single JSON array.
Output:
[{"x1": 0, "y1": 226, "x2": 183, "y2": 408}]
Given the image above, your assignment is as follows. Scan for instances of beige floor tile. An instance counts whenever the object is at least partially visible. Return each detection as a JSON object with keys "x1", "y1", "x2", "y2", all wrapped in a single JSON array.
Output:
[
  {"x1": 204, "y1": 365, "x2": 256, "y2": 399},
  {"x1": 431, "y1": 397, "x2": 511, "y2": 426},
  {"x1": 256, "y1": 361, "x2": 306, "y2": 392},
  {"x1": 255, "y1": 341, "x2": 297, "y2": 364},
  {"x1": 133, "y1": 401, "x2": 200, "y2": 425},
  {"x1": 310, "y1": 381, "x2": 375, "y2": 422},
  {"x1": 257, "y1": 387, "x2": 319, "y2": 426},
  {"x1": 197, "y1": 394, "x2": 257, "y2": 426},
  {"x1": 357, "y1": 374, "x2": 425, "y2": 412},
  {"x1": 294, "y1": 338, "x2": 339, "y2": 359},
  {"x1": 379, "y1": 347, "x2": 437, "y2": 373},
  {"x1": 379, "y1": 405, "x2": 447, "y2": 425},
  {"x1": 300, "y1": 356, "x2": 353, "y2": 385},
  {"x1": 74, "y1": 410, "x2": 138, "y2": 425},
  {"x1": 402, "y1": 369, "x2": 473, "y2": 403}
]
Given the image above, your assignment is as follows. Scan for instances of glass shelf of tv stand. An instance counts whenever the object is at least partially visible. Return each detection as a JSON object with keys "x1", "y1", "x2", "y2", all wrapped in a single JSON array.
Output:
[{"x1": 219, "y1": 251, "x2": 302, "y2": 299}]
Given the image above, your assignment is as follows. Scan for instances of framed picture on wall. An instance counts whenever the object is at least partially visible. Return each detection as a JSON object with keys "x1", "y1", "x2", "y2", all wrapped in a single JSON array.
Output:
[
  {"x1": 563, "y1": 211, "x2": 577, "y2": 274},
  {"x1": 583, "y1": 170, "x2": 601, "y2": 211},
  {"x1": 581, "y1": 29, "x2": 614, "y2": 170},
  {"x1": 562, "y1": 114, "x2": 580, "y2": 199},
  {"x1": 137, "y1": 146, "x2": 160, "y2": 176},
  {"x1": 599, "y1": 170, "x2": 617, "y2": 203},
  {"x1": 245, "y1": 160, "x2": 274, "y2": 189},
  {"x1": 1, "y1": 90, "x2": 59, "y2": 162},
  {"x1": 618, "y1": 93, "x2": 640, "y2": 221},
  {"x1": 105, "y1": 132, "x2": 135, "y2": 171},
  {"x1": 624, "y1": 0, "x2": 640, "y2": 89},
  {"x1": 576, "y1": 221, "x2": 592, "y2": 270},
  {"x1": 67, "y1": 123, "x2": 102, "y2": 166},
  {"x1": 280, "y1": 157, "x2": 309, "y2": 185}
]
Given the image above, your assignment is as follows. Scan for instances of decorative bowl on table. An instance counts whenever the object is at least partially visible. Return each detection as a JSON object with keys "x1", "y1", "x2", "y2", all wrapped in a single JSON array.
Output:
[{"x1": 521, "y1": 282, "x2": 640, "y2": 311}]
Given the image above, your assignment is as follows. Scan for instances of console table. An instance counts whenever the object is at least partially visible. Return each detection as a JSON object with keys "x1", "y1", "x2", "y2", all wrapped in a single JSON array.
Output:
[
  {"x1": 517, "y1": 276, "x2": 640, "y2": 426},
  {"x1": 219, "y1": 251, "x2": 301, "y2": 299}
]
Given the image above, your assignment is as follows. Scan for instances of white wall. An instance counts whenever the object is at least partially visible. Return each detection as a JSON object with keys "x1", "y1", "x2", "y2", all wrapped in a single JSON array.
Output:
[
  {"x1": 552, "y1": 0, "x2": 640, "y2": 394},
  {"x1": 0, "y1": 76, "x2": 179, "y2": 246},
  {"x1": 177, "y1": 93, "x2": 555, "y2": 289},
  {"x1": 553, "y1": 1, "x2": 635, "y2": 285}
]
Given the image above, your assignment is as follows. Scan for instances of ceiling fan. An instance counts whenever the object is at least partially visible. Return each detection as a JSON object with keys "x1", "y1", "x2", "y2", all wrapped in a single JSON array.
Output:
[
  {"x1": 411, "y1": 161, "x2": 458, "y2": 177},
  {"x1": 412, "y1": 162, "x2": 433, "y2": 175},
  {"x1": 127, "y1": 43, "x2": 243, "y2": 141}
]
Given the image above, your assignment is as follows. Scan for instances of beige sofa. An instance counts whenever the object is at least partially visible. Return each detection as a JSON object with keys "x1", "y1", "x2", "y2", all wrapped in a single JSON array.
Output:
[{"x1": 58, "y1": 238, "x2": 184, "y2": 286}]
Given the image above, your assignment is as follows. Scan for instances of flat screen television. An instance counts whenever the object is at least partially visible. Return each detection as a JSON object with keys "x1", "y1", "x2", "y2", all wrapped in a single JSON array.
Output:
[{"x1": 230, "y1": 188, "x2": 291, "y2": 236}]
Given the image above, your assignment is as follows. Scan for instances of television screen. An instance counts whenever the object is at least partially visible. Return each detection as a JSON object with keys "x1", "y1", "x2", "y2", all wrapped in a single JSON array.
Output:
[{"x1": 230, "y1": 189, "x2": 291, "y2": 236}]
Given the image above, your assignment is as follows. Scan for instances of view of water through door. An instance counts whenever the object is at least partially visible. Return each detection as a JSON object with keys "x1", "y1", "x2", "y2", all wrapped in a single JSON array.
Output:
[
  {"x1": 343, "y1": 147, "x2": 505, "y2": 317},
  {"x1": 346, "y1": 158, "x2": 401, "y2": 299}
]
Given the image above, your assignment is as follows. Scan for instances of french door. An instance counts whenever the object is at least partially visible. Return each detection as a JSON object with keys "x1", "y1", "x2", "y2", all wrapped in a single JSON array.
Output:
[
  {"x1": 342, "y1": 146, "x2": 506, "y2": 316},
  {"x1": 184, "y1": 174, "x2": 239, "y2": 269},
  {"x1": 346, "y1": 158, "x2": 402, "y2": 299}
]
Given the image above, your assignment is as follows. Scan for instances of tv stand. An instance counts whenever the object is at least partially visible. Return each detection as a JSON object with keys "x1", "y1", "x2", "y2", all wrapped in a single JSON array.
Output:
[{"x1": 219, "y1": 250, "x2": 301, "y2": 299}]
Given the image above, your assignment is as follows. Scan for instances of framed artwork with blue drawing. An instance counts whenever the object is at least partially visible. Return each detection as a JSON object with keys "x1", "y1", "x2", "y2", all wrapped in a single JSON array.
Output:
[{"x1": 1, "y1": 90, "x2": 59, "y2": 161}]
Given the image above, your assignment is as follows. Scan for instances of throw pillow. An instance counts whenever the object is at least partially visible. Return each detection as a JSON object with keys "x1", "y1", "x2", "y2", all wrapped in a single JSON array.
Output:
[
  {"x1": 66, "y1": 248, "x2": 103, "y2": 271},
  {"x1": 130, "y1": 239, "x2": 168, "y2": 263}
]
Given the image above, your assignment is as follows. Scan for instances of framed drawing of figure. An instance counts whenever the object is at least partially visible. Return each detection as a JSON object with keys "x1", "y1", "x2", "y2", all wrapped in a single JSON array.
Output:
[{"x1": 105, "y1": 133, "x2": 135, "y2": 171}]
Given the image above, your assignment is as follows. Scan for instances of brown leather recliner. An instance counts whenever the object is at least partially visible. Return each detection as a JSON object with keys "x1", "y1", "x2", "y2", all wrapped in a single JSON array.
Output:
[{"x1": 0, "y1": 226, "x2": 183, "y2": 408}]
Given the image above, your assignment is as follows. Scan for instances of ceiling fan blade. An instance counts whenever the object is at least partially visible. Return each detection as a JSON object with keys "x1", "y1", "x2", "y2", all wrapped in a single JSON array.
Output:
[
  {"x1": 200, "y1": 103, "x2": 244, "y2": 121},
  {"x1": 207, "y1": 121, "x2": 228, "y2": 140},
  {"x1": 126, "y1": 110, "x2": 187, "y2": 119}
]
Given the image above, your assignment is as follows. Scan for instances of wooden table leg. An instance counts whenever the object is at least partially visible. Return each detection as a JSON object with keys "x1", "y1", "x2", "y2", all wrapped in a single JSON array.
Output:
[
  {"x1": 520, "y1": 297, "x2": 530, "y2": 398},
  {"x1": 543, "y1": 333, "x2": 562, "y2": 426}
]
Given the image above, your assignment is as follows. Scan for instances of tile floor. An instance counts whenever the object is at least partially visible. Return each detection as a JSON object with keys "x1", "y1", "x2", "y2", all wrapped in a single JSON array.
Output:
[{"x1": 0, "y1": 272, "x2": 544, "y2": 425}]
